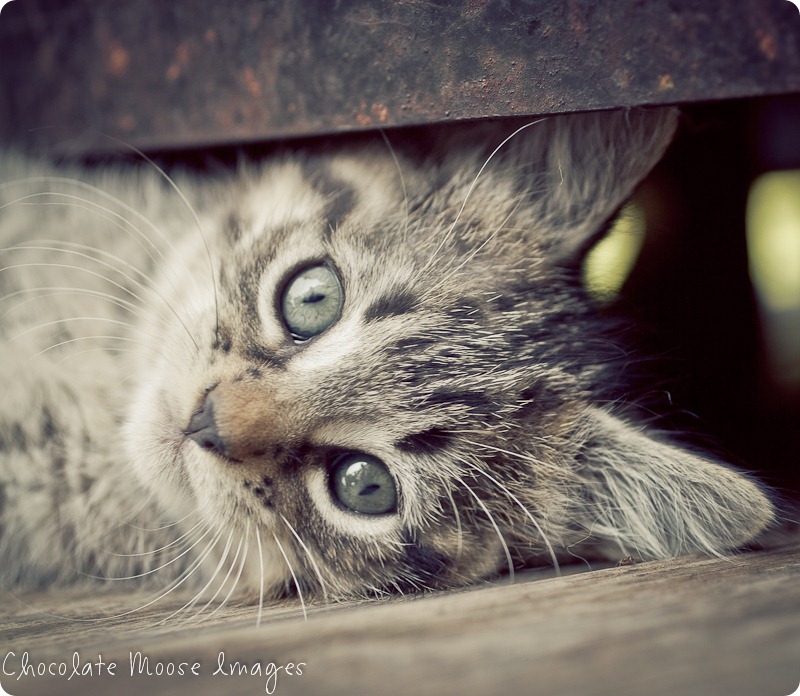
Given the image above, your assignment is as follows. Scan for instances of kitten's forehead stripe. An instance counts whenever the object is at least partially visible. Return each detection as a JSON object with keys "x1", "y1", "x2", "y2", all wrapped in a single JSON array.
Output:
[
  {"x1": 212, "y1": 327, "x2": 233, "y2": 353},
  {"x1": 426, "y1": 390, "x2": 495, "y2": 413},
  {"x1": 300, "y1": 162, "x2": 358, "y2": 233},
  {"x1": 243, "y1": 344, "x2": 286, "y2": 369},
  {"x1": 363, "y1": 290, "x2": 419, "y2": 322},
  {"x1": 323, "y1": 187, "x2": 357, "y2": 234},
  {"x1": 386, "y1": 336, "x2": 440, "y2": 356},
  {"x1": 224, "y1": 213, "x2": 243, "y2": 242},
  {"x1": 395, "y1": 428, "x2": 453, "y2": 455}
]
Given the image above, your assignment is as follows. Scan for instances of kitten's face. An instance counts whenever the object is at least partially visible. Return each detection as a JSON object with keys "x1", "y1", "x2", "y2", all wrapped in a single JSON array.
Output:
[
  {"x1": 128, "y1": 150, "x2": 546, "y2": 597},
  {"x1": 124, "y1": 110, "x2": 775, "y2": 600}
]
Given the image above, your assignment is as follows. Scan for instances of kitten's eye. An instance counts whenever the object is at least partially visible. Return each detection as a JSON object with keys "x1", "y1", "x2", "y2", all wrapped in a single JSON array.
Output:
[
  {"x1": 330, "y1": 453, "x2": 397, "y2": 515},
  {"x1": 281, "y1": 264, "x2": 342, "y2": 340}
]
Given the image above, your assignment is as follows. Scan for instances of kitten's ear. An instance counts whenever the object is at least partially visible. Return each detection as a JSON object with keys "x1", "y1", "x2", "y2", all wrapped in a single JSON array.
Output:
[
  {"x1": 493, "y1": 107, "x2": 679, "y2": 260},
  {"x1": 572, "y1": 407, "x2": 775, "y2": 560}
]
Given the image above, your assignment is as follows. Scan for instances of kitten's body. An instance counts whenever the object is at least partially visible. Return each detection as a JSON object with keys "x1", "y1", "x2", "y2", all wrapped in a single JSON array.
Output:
[{"x1": 0, "y1": 110, "x2": 775, "y2": 602}]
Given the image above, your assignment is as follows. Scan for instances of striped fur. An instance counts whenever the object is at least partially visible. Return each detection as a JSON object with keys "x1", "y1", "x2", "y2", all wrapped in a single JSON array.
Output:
[{"x1": 0, "y1": 109, "x2": 775, "y2": 606}]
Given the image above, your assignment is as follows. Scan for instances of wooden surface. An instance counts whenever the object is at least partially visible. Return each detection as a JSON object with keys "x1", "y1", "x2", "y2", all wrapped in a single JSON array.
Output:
[{"x1": 1, "y1": 543, "x2": 799, "y2": 696}]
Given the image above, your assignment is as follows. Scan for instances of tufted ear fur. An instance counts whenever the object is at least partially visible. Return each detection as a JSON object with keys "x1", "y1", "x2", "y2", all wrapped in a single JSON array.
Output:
[
  {"x1": 570, "y1": 407, "x2": 776, "y2": 560},
  {"x1": 432, "y1": 107, "x2": 680, "y2": 262}
]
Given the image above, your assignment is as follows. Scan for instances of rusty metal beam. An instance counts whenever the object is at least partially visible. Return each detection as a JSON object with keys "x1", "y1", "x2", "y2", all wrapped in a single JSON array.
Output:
[{"x1": 1, "y1": 0, "x2": 799, "y2": 152}]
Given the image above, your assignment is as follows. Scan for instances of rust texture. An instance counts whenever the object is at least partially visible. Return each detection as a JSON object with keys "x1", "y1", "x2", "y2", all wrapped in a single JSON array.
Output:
[{"x1": 0, "y1": 0, "x2": 799, "y2": 152}]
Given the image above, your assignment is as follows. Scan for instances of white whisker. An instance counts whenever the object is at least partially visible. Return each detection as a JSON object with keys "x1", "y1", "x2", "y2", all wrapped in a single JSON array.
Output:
[
  {"x1": 83, "y1": 521, "x2": 214, "y2": 581},
  {"x1": 189, "y1": 529, "x2": 247, "y2": 622},
  {"x1": 157, "y1": 529, "x2": 235, "y2": 625},
  {"x1": 203, "y1": 521, "x2": 251, "y2": 621},
  {"x1": 419, "y1": 119, "x2": 546, "y2": 276},
  {"x1": 97, "y1": 138, "x2": 221, "y2": 336},
  {"x1": 108, "y1": 517, "x2": 206, "y2": 558},
  {"x1": 378, "y1": 129, "x2": 410, "y2": 245},
  {"x1": 273, "y1": 532, "x2": 308, "y2": 622},
  {"x1": 280, "y1": 514, "x2": 329, "y2": 603},
  {"x1": 0, "y1": 286, "x2": 145, "y2": 323},
  {"x1": 49, "y1": 522, "x2": 224, "y2": 625},
  {"x1": 0, "y1": 177, "x2": 203, "y2": 298},
  {"x1": 8, "y1": 315, "x2": 150, "y2": 344},
  {"x1": 21, "y1": 233, "x2": 195, "y2": 323},
  {"x1": 255, "y1": 525, "x2": 265, "y2": 627},
  {"x1": 27, "y1": 334, "x2": 141, "y2": 360},
  {"x1": 460, "y1": 478, "x2": 515, "y2": 584},
  {"x1": 462, "y1": 454, "x2": 560, "y2": 575},
  {"x1": 420, "y1": 197, "x2": 523, "y2": 300},
  {"x1": 0, "y1": 246, "x2": 199, "y2": 349}
]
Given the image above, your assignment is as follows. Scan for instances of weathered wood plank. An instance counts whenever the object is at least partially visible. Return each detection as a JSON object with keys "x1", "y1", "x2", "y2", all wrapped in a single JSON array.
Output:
[
  {"x1": 2, "y1": 544, "x2": 799, "y2": 696},
  {"x1": 2, "y1": 0, "x2": 799, "y2": 153}
]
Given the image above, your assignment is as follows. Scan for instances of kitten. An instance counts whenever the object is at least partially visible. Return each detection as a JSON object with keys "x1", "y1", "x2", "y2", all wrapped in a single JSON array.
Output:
[{"x1": 0, "y1": 108, "x2": 775, "y2": 604}]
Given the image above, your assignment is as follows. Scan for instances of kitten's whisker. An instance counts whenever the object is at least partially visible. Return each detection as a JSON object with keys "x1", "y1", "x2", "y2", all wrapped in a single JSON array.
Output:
[
  {"x1": 7, "y1": 315, "x2": 183, "y2": 372},
  {"x1": 14, "y1": 199, "x2": 172, "y2": 286},
  {"x1": 107, "y1": 517, "x2": 206, "y2": 558},
  {"x1": 20, "y1": 233, "x2": 197, "y2": 328},
  {"x1": 458, "y1": 436, "x2": 563, "y2": 475},
  {"x1": 82, "y1": 521, "x2": 215, "y2": 581},
  {"x1": 0, "y1": 288, "x2": 175, "y2": 342},
  {"x1": 157, "y1": 529, "x2": 235, "y2": 625},
  {"x1": 461, "y1": 454, "x2": 561, "y2": 575},
  {"x1": 421, "y1": 198, "x2": 522, "y2": 300},
  {"x1": 108, "y1": 488, "x2": 196, "y2": 562},
  {"x1": 27, "y1": 335, "x2": 141, "y2": 361},
  {"x1": 122, "y1": 506, "x2": 200, "y2": 533},
  {"x1": 188, "y1": 529, "x2": 247, "y2": 622},
  {"x1": 1, "y1": 260, "x2": 141, "y2": 303},
  {"x1": 203, "y1": 521, "x2": 250, "y2": 621},
  {"x1": 8, "y1": 315, "x2": 151, "y2": 344},
  {"x1": 442, "y1": 485, "x2": 464, "y2": 562},
  {"x1": 1, "y1": 245, "x2": 199, "y2": 349},
  {"x1": 129, "y1": 524, "x2": 229, "y2": 626},
  {"x1": 99, "y1": 138, "x2": 221, "y2": 339},
  {"x1": 55, "y1": 346, "x2": 135, "y2": 360},
  {"x1": 378, "y1": 129, "x2": 410, "y2": 245},
  {"x1": 273, "y1": 532, "x2": 308, "y2": 622},
  {"x1": 420, "y1": 119, "x2": 545, "y2": 277},
  {"x1": 0, "y1": 177, "x2": 204, "y2": 299},
  {"x1": 0, "y1": 286, "x2": 144, "y2": 323},
  {"x1": 1, "y1": 192, "x2": 198, "y2": 323},
  {"x1": 54, "y1": 346, "x2": 182, "y2": 377},
  {"x1": 45, "y1": 520, "x2": 218, "y2": 624},
  {"x1": 4, "y1": 320, "x2": 183, "y2": 373},
  {"x1": 255, "y1": 525, "x2": 266, "y2": 628},
  {"x1": 279, "y1": 514, "x2": 329, "y2": 603},
  {"x1": 459, "y1": 478, "x2": 515, "y2": 584}
]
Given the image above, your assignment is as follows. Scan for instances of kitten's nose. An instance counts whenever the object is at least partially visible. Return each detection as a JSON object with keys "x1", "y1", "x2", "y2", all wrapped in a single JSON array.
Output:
[
  {"x1": 185, "y1": 379, "x2": 300, "y2": 462},
  {"x1": 185, "y1": 393, "x2": 228, "y2": 457}
]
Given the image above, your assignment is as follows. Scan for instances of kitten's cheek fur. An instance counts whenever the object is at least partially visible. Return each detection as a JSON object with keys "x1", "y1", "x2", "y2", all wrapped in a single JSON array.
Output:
[{"x1": 123, "y1": 380, "x2": 197, "y2": 517}]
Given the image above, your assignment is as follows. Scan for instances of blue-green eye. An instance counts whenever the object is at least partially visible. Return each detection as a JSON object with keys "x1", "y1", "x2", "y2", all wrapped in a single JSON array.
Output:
[
  {"x1": 331, "y1": 453, "x2": 397, "y2": 515},
  {"x1": 280, "y1": 264, "x2": 342, "y2": 340}
]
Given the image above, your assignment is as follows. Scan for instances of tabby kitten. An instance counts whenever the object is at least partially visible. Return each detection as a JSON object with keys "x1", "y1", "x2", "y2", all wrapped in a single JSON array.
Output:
[{"x1": 0, "y1": 108, "x2": 775, "y2": 604}]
